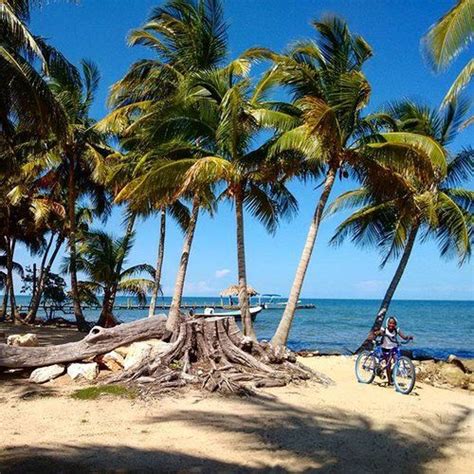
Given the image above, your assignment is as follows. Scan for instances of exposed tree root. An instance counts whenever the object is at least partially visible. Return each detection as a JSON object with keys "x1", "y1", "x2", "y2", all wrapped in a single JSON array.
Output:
[{"x1": 107, "y1": 316, "x2": 332, "y2": 396}]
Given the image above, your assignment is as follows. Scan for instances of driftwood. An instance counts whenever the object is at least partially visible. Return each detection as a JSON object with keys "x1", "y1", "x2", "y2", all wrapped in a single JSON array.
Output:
[
  {"x1": 0, "y1": 314, "x2": 333, "y2": 395},
  {"x1": 0, "y1": 315, "x2": 168, "y2": 368}
]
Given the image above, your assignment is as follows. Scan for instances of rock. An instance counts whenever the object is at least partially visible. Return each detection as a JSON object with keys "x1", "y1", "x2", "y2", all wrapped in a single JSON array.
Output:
[
  {"x1": 67, "y1": 362, "x2": 99, "y2": 381},
  {"x1": 123, "y1": 342, "x2": 153, "y2": 371},
  {"x1": 99, "y1": 351, "x2": 125, "y2": 372},
  {"x1": 114, "y1": 345, "x2": 130, "y2": 358},
  {"x1": 7, "y1": 333, "x2": 39, "y2": 347},
  {"x1": 438, "y1": 363, "x2": 469, "y2": 388},
  {"x1": 122, "y1": 339, "x2": 172, "y2": 371},
  {"x1": 29, "y1": 364, "x2": 65, "y2": 384},
  {"x1": 459, "y1": 359, "x2": 474, "y2": 374}
]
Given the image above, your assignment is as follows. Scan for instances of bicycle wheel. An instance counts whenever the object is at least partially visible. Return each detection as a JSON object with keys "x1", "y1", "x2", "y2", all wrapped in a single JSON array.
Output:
[
  {"x1": 355, "y1": 350, "x2": 376, "y2": 384},
  {"x1": 393, "y1": 356, "x2": 416, "y2": 394}
]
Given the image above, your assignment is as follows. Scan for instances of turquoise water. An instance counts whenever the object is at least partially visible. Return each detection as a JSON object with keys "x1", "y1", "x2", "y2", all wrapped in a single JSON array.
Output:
[{"x1": 13, "y1": 296, "x2": 474, "y2": 359}]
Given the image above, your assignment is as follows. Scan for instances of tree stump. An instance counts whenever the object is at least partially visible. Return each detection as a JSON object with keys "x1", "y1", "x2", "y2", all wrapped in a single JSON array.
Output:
[
  {"x1": 0, "y1": 315, "x2": 332, "y2": 395},
  {"x1": 109, "y1": 316, "x2": 331, "y2": 395}
]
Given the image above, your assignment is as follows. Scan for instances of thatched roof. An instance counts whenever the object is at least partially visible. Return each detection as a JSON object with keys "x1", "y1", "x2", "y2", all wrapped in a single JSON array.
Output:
[{"x1": 220, "y1": 284, "x2": 259, "y2": 297}]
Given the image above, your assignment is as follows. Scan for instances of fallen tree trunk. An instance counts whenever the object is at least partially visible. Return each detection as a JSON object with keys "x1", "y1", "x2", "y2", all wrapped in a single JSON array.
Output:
[
  {"x1": 0, "y1": 314, "x2": 333, "y2": 396},
  {"x1": 0, "y1": 315, "x2": 168, "y2": 368}
]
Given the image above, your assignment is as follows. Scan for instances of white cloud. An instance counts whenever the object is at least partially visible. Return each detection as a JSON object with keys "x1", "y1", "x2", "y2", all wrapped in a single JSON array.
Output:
[
  {"x1": 184, "y1": 280, "x2": 216, "y2": 295},
  {"x1": 215, "y1": 268, "x2": 231, "y2": 279}
]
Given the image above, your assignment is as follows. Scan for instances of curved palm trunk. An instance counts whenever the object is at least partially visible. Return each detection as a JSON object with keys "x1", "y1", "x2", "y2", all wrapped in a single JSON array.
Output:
[
  {"x1": 271, "y1": 167, "x2": 337, "y2": 347},
  {"x1": 1, "y1": 281, "x2": 9, "y2": 321},
  {"x1": 25, "y1": 234, "x2": 64, "y2": 324},
  {"x1": 356, "y1": 224, "x2": 419, "y2": 352},
  {"x1": 166, "y1": 196, "x2": 200, "y2": 333},
  {"x1": 149, "y1": 209, "x2": 166, "y2": 317},
  {"x1": 235, "y1": 187, "x2": 255, "y2": 339},
  {"x1": 96, "y1": 213, "x2": 136, "y2": 328},
  {"x1": 5, "y1": 237, "x2": 19, "y2": 324},
  {"x1": 68, "y1": 155, "x2": 88, "y2": 331}
]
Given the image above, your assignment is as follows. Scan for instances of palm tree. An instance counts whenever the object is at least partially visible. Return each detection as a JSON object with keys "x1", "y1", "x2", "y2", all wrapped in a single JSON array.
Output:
[
  {"x1": 422, "y1": 0, "x2": 474, "y2": 107},
  {"x1": 0, "y1": 251, "x2": 23, "y2": 321},
  {"x1": 260, "y1": 17, "x2": 375, "y2": 348},
  {"x1": 45, "y1": 59, "x2": 112, "y2": 330},
  {"x1": 174, "y1": 63, "x2": 299, "y2": 338},
  {"x1": 148, "y1": 202, "x2": 190, "y2": 316},
  {"x1": 330, "y1": 100, "x2": 473, "y2": 351},
  {"x1": 100, "y1": 0, "x2": 228, "y2": 332},
  {"x1": 260, "y1": 17, "x2": 449, "y2": 349},
  {"x1": 62, "y1": 229, "x2": 155, "y2": 327}
]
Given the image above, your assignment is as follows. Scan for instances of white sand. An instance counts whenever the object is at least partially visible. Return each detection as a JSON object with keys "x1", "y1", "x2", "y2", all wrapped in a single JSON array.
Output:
[{"x1": 0, "y1": 355, "x2": 472, "y2": 472}]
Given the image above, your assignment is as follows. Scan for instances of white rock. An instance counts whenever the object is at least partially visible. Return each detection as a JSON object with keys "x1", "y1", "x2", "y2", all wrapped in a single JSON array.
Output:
[
  {"x1": 29, "y1": 364, "x2": 65, "y2": 384},
  {"x1": 67, "y1": 362, "x2": 99, "y2": 381},
  {"x1": 7, "y1": 333, "x2": 39, "y2": 347},
  {"x1": 101, "y1": 351, "x2": 125, "y2": 372},
  {"x1": 123, "y1": 340, "x2": 172, "y2": 371},
  {"x1": 123, "y1": 342, "x2": 153, "y2": 371}
]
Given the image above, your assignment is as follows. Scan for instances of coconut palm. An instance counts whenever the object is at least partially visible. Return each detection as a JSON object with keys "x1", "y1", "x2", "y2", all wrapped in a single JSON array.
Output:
[
  {"x1": 422, "y1": 0, "x2": 474, "y2": 107},
  {"x1": 100, "y1": 0, "x2": 228, "y2": 332},
  {"x1": 62, "y1": 229, "x2": 155, "y2": 327},
  {"x1": 0, "y1": 251, "x2": 23, "y2": 321},
  {"x1": 169, "y1": 63, "x2": 300, "y2": 338},
  {"x1": 42, "y1": 59, "x2": 112, "y2": 330},
  {"x1": 330, "y1": 99, "x2": 473, "y2": 351},
  {"x1": 255, "y1": 17, "x2": 450, "y2": 348}
]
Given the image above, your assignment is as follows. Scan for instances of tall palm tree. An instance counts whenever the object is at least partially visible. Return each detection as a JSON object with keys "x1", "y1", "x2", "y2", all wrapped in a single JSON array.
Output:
[
  {"x1": 174, "y1": 63, "x2": 299, "y2": 338},
  {"x1": 422, "y1": 0, "x2": 474, "y2": 107},
  {"x1": 260, "y1": 17, "x2": 448, "y2": 348},
  {"x1": 62, "y1": 229, "x2": 155, "y2": 327},
  {"x1": 148, "y1": 202, "x2": 190, "y2": 316},
  {"x1": 100, "y1": 0, "x2": 228, "y2": 332},
  {"x1": 330, "y1": 100, "x2": 473, "y2": 351},
  {"x1": 261, "y1": 17, "x2": 375, "y2": 348},
  {"x1": 45, "y1": 59, "x2": 112, "y2": 330}
]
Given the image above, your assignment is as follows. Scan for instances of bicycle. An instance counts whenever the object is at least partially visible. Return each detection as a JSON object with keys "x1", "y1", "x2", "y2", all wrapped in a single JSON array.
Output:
[{"x1": 355, "y1": 339, "x2": 416, "y2": 395}]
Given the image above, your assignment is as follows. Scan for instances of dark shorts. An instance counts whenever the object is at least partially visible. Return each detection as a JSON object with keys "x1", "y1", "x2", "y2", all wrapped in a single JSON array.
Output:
[{"x1": 381, "y1": 348, "x2": 396, "y2": 362}]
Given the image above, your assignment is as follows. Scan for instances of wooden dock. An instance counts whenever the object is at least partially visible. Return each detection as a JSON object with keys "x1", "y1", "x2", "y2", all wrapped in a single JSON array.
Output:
[{"x1": 11, "y1": 302, "x2": 316, "y2": 313}]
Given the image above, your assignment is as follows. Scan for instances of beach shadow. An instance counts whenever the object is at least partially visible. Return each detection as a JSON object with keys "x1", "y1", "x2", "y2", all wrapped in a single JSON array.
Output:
[
  {"x1": 142, "y1": 395, "x2": 471, "y2": 473},
  {"x1": 0, "y1": 396, "x2": 471, "y2": 472},
  {"x1": 1, "y1": 446, "x2": 268, "y2": 473}
]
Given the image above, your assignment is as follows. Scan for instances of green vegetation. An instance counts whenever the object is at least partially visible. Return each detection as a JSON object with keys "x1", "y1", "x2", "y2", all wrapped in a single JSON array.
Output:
[
  {"x1": 71, "y1": 385, "x2": 137, "y2": 400},
  {"x1": 0, "y1": 0, "x2": 472, "y2": 351}
]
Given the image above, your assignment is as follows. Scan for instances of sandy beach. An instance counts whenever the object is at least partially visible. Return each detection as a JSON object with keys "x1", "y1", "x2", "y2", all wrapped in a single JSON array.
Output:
[{"x1": 1, "y1": 354, "x2": 472, "y2": 473}]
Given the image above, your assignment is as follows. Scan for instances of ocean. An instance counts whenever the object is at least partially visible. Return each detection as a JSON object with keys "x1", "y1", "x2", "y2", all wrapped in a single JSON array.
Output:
[{"x1": 12, "y1": 296, "x2": 474, "y2": 360}]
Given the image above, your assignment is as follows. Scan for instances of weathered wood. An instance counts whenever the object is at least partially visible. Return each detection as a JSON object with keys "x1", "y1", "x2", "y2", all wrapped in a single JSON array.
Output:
[{"x1": 0, "y1": 315, "x2": 168, "y2": 368}]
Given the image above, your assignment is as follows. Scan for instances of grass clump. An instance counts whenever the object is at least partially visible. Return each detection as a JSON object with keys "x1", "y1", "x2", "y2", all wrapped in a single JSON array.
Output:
[{"x1": 71, "y1": 384, "x2": 137, "y2": 400}]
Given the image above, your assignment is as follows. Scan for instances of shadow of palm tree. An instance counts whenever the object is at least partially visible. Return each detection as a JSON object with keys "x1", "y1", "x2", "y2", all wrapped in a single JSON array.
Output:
[
  {"x1": 141, "y1": 396, "x2": 471, "y2": 472},
  {"x1": 0, "y1": 396, "x2": 470, "y2": 473}
]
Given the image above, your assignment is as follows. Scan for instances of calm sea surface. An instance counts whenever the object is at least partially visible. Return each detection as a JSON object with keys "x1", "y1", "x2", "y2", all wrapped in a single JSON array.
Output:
[{"x1": 13, "y1": 296, "x2": 474, "y2": 359}]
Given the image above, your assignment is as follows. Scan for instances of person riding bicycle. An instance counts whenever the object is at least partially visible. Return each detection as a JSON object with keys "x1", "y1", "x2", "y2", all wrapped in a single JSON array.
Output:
[{"x1": 374, "y1": 317, "x2": 413, "y2": 384}]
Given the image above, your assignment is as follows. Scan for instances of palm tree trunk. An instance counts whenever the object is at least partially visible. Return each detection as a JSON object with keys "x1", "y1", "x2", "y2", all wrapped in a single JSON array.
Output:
[
  {"x1": 167, "y1": 196, "x2": 200, "y2": 333},
  {"x1": 25, "y1": 234, "x2": 64, "y2": 324},
  {"x1": 5, "y1": 237, "x2": 19, "y2": 325},
  {"x1": 149, "y1": 208, "x2": 166, "y2": 317},
  {"x1": 96, "y1": 213, "x2": 136, "y2": 328},
  {"x1": 68, "y1": 154, "x2": 88, "y2": 331},
  {"x1": 271, "y1": 166, "x2": 337, "y2": 347},
  {"x1": 1, "y1": 281, "x2": 9, "y2": 321},
  {"x1": 235, "y1": 186, "x2": 255, "y2": 339},
  {"x1": 356, "y1": 223, "x2": 419, "y2": 352}
]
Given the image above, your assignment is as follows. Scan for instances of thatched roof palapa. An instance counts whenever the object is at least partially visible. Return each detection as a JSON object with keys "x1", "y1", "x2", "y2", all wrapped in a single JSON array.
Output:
[{"x1": 220, "y1": 284, "x2": 259, "y2": 297}]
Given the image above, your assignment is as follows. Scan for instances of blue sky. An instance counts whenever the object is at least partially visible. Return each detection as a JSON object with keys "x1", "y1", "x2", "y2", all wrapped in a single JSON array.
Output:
[{"x1": 18, "y1": 0, "x2": 473, "y2": 300}]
